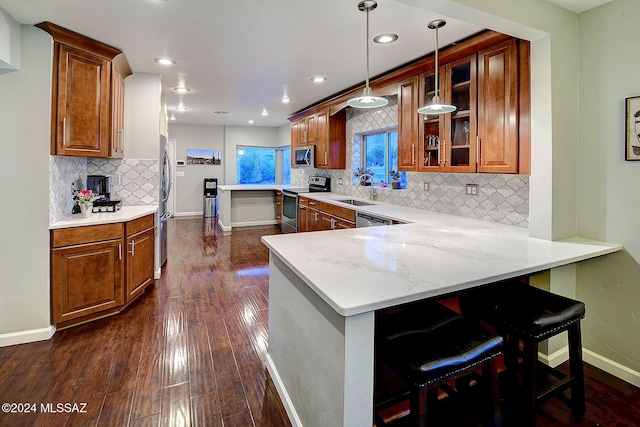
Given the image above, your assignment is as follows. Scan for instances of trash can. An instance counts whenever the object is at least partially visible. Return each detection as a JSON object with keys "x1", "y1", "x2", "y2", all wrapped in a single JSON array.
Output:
[{"x1": 203, "y1": 178, "x2": 218, "y2": 217}]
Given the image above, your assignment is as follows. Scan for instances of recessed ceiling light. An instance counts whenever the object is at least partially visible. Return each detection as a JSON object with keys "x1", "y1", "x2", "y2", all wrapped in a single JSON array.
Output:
[
  {"x1": 154, "y1": 57, "x2": 176, "y2": 65},
  {"x1": 311, "y1": 76, "x2": 327, "y2": 83},
  {"x1": 173, "y1": 87, "x2": 191, "y2": 93},
  {"x1": 248, "y1": 120, "x2": 255, "y2": 124},
  {"x1": 373, "y1": 33, "x2": 399, "y2": 44},
  {"x1": 174, "y1": 106, "x2": 187, "y2": 111},
  {"x1": 280, "y1": 97, "x2": 292, "y2": 103},
  {"x1": 213, "y1": 111, "x2": 229, "y2": 114},
  {"x1": 261, "y1": 109, "x2": 270, "y2": 116},
  {"x1": 169, "y1": 114, "x2": 177, "y2": 121}
]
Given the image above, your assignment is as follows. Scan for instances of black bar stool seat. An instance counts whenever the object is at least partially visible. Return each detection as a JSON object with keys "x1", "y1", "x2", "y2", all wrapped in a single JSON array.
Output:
[
  {"x1": 376, "y1": 301, "x2": 503, "y2": 427},
  {"x1": 460, "y1": 281, "x2": 586, "y2": 426}
]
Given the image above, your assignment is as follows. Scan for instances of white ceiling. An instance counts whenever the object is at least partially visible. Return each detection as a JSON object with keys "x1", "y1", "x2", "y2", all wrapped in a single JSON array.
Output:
[
  {"x1": 544, "y1": 0, "x2": 612, "y2": 13},
  {"x1": 0, "y1": 0, "x2": 610, "y2": 127}
]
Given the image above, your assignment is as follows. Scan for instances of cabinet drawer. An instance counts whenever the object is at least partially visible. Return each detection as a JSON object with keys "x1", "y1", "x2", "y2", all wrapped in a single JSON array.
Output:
[
  {"x1": 51, "y1": 223, "x2": 123, "y2": 248},
  {"x1": 299, "y1": 196, "x2": 309, "y2": 206},
  {"x1": 319, "y1": 202, "x2": 356, "y2": 222},
  {"x1": 126, "y1": 214, "x2": 155, "y2": 237}
]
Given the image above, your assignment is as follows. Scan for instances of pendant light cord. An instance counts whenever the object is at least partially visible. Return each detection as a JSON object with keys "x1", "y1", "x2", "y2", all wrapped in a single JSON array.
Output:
[
  {"x1": 434, "y1": 24, "x2": 439, "y2": 100},
  {"x1": 365, "y1": 7, "x2": 371, "y2": 88}
]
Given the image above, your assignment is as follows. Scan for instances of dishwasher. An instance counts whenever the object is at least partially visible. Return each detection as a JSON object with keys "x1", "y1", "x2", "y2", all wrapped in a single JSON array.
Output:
[{"x1": 356, "y1": 212, "x2": 392, "y2": 227}]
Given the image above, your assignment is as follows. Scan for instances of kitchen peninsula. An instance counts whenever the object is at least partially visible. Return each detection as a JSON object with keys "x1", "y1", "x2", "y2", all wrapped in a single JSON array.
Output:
[
  {"x1": 217, "y1": 184, "x2": 285, "y2": 232},
  {"x1": 261, "y1": 203, "x2": 621, "y2": 427}
]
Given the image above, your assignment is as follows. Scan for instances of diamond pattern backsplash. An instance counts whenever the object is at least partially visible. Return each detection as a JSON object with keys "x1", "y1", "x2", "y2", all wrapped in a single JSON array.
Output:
[
  {"x1": 291, "y1": 95, "x2": 529, "y2": 227},
  {"x1": 49, "y1": 156, "x2": 159, "y2": 223},
  {"x1": 88, "y1": 158, "x2": 159, "y2": 206}
]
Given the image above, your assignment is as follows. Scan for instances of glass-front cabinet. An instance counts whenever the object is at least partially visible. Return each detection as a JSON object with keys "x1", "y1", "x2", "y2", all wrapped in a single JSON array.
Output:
[{"x1": 419, "y1": 54, "x2": 477, "y2": 172}]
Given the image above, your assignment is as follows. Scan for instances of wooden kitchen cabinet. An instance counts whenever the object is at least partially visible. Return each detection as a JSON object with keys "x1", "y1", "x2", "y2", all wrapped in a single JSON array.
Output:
[
  {"x1": 477, "y1": 39, "x2": 519, "y2": 173},
  {"x1": 51, "y1": 223, "x2": 124, "y2": 326},
  {"x1": 298, "y1": 196, "x2": 309, "y2": 233},
  {"x1": 275, "y1": 191, "x2": 283, "y2": 226},
  {"x1": 50, "y1": 213, "x2": 155, "y2": 329},
  {"x1": 318, "y1": 202, "x2": 356, "y2": 230},
  {"x1": 314, "y1": 109, "x2": 347, "y2": 170},
  {"x1": 398, "y1": 76, "x2": 420, "y2": 171},
  {"x1": 37, "y1": 22, "x2": 132, "y2": 158},
  {"x1": 125, "y1": 215, "x2": 155, "y2": 302}
]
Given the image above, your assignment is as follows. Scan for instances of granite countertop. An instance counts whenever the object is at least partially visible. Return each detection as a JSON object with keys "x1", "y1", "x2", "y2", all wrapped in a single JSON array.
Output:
[
  {"x1": 261, "y1": 194, "x2": 622, "y2": 317},
  {"x1": 49, "y1": 205, "x2": 159, "y2": 230}
]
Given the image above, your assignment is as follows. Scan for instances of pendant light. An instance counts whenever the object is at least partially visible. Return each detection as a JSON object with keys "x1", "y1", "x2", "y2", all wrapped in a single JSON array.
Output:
[
  {"x1": 347, "y1": 1, "x2": 389, "y2": 109},
  {"x1": 417, "y1": 19, "x2": 456, "y2": 115}
]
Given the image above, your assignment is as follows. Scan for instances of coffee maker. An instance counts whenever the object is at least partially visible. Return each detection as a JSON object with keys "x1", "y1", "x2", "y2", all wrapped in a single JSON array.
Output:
[
  {"x1": 87, "y1": 175, "x2": 112, "y2": 200},
  {"x1": 86, "y1": 175, "x2": 122, "y2": 213}
]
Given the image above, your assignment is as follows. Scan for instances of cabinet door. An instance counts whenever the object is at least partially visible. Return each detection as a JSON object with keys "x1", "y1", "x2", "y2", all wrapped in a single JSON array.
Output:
[
  {"x1": 126, "y1": 227, "x2": 155, "y2": 303},
  {"x1": 275, "y1": 191, "x2": 283, "y2": 226},
  {"x1": 305, "y1": 115, "x2": 316, "y2": 144},
  {"x1": 397, "y1": 76, "x2": 419, "y2": 171},
  {"x1": 298, "y1": 198, "x2": 309, "y2": 233},
  {"x1": 308, "y1": 208, "x2": 323, "y2": 232},
  {"x1": 110, "y1": 65, "x2": 125, "y2": 158},
  {"x1": 55, "y1": 44, "x2": 111, "y2": 157},
  {"x1": 419, "y1": 70, "x2": 445, "y2": 171},
  {"x1": 477, "y1": 39, "x2": 519, "y2": 173},
  {"x1": 315, "y1": 110, "x2": 329, "y2": 168},
  {"x1": 51, "y1": 239, "x2": 124, "y2": 324},
  {"x1": 443, "y1": 55, "x2": 477, "y2": 173}
]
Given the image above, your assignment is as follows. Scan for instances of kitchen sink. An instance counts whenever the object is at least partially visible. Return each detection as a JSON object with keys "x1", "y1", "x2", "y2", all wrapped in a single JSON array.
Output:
[{"x1": 334, "y1": 199, "x2": 375, "y2": 206}]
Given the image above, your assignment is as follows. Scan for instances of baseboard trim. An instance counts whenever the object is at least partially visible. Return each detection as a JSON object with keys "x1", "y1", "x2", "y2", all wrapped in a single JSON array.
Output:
[
  {"x1": 173, "y1": 211, "x2": 203, "y2": 217},
  {"x1": 583, "y1": 348, "x2": 640, "y2": 388},
  {"x1": 265, "y1": 353, "x2": 303, "y2": 427},
  {"x1": 537, "y1": 345, "x2": 640, "y2": 388},
  {"x1": 0, "y1": 325, "x2": 56, "y2": 347}
]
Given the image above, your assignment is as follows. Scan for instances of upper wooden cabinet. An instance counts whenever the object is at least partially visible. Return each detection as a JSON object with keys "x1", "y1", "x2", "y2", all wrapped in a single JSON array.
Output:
[
  {"x1": 401, "y1": 38, "x2": 526, "y2": 174},
  {"x1": 36, "y1": 22, "x2": 132, "y2": 158},
  {"x1": 290, "y1": 108, "x2": 346, "y2": 169}
]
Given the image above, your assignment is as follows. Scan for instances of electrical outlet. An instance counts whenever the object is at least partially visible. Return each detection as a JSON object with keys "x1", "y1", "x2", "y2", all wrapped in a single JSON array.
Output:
[
  {"x1": 466, "y1": 184, "x2": 478, "y2": 196},
  {"x1": 338, "y1": 178, "x2": 344, "y2": 185},
  {"x1": 423, "y1": 182, "x2": 429, "y2": 191}
]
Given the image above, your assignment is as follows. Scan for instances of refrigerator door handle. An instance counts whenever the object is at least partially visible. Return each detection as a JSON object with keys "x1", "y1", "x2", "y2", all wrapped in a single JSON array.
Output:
[
  {"x1": 161, "y1": 149, "x2": 173, "y2": 203},
  {"x1": 160, "y1": 211, "x2": 172, "y2": 222}
]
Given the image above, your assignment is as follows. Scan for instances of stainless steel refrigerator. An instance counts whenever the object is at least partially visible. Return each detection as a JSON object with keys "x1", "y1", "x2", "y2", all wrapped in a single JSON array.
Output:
[{"x1": 160, "y1": 135, "x2": 172, "y2": 266}]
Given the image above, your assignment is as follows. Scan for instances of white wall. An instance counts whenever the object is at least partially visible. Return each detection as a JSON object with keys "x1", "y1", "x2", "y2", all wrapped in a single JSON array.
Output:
[
  {"x1": 0, "y1": 25, "x2": 53, "y2": 344},
  {"x1": 224, "y1": 125, "x2": 279, "y2": 184},
  {"x1": 169, "y1": 124, "x2": 225, "y2": 215},
  {"x1": 575, "y1": 0, "x2": 640, "y2": 380},
  {"x1": 124, "y1": 73, "x2": 162, "y2": 160},
  {"x1": 0, "y1": 7, "x2": 20, "y2": 72}
]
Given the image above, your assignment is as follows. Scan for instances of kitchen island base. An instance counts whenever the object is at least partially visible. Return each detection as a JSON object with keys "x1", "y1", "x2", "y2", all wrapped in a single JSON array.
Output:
[{"x1": 266, "y1": 255, "x2": 375, "y2": 427}]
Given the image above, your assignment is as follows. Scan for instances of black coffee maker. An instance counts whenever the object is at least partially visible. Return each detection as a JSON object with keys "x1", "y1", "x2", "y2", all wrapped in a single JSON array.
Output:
[{"x1": 87, "y1": 175, "x2": 112, "y2": 200}]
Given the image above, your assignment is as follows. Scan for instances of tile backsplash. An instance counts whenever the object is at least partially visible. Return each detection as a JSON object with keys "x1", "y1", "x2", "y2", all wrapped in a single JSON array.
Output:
[
  {"x1": 291, "y1": 96, "x2": 530, "y2": 227},
  {"x1": 49, "y1": 156, "x2": 159, "y2": 224}
]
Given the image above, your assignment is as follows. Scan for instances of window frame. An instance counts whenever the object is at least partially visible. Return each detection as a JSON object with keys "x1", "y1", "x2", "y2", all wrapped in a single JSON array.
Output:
[{"x1": 360, "y1": 128, "x2": 404, "y2": 188}]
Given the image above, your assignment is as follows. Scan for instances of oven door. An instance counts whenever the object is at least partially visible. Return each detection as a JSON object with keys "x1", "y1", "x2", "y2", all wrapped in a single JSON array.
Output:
[{"x1": 281, "y1": 191, "x2": 298, "y2": 233}]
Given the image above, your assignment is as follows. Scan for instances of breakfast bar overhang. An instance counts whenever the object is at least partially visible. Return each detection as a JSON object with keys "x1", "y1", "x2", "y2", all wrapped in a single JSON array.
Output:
[{"x1": 260, "y1": 210, "x2": 621, "y2": 427}]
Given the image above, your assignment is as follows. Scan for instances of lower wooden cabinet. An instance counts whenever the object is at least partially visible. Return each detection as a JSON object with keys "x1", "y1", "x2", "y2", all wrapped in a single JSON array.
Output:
[
  {"x1": 297, "y1": 199, "x2": 356, "y2": 232},
  {"x1": 298, "y1": 196, "x2": 309, "y2": 232},
  {"x1": 51, "y1": 214, "x2": 155, "y2": 328},
  {"x1": 275, "y1": 191, "x2": 283, "y2": 226}
]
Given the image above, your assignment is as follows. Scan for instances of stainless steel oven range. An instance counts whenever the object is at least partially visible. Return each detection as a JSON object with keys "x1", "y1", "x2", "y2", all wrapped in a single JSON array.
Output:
[{"x1": 281, "y1": 176, "x2": 331, "y2": 233}]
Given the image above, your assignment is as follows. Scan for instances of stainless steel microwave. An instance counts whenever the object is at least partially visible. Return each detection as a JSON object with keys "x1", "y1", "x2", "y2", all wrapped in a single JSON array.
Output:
[{"x1": 294, "y1": 145, "x2": 315, "y2": 168}]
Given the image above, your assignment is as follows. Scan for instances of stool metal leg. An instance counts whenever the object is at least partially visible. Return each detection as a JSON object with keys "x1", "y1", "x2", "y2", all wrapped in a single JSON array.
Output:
[
  {"x1": 521, "y1": 338, "x2": 538, "y2": 427},
  {"x1": 569, "y1": 322, "x2": 586, "y2": 420}
]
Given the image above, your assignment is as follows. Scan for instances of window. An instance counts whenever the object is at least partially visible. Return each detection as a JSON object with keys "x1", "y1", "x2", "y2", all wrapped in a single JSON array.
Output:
[
  {"x1": 237, "y1": 147, "x2": 276, "y2": 184},
  {"x1": 362, "y1": 130, "x2": 406, "y2": 187},
  {"x1": 237, "y1": 146, "x2": 290, "y2": 184}
]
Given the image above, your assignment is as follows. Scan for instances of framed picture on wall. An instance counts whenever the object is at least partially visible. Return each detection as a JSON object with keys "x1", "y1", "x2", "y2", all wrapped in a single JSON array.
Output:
[
  {"x1": 186, "y1": 149, "x2": 222, "y2": 165},
  {"x1": 625, "y1": 96, "x2": 640, "y2": 161}
]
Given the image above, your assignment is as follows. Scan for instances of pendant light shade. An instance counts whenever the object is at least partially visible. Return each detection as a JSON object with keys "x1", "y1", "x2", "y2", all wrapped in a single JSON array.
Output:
[
  {"x1": 417, "y1": 19, "x2": 456, "y2": 115},
  {"x1": 347, "y1": 1, "x2": 389, "y2": 109}
]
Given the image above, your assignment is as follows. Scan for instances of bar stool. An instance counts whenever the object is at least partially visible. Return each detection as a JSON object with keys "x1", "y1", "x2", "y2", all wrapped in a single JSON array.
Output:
[
  {"x1": 459, "y1": 281, "x2": 586, "y2": 427},
  {"x1": 375, "y1": 301, "x2": 503, "y2": 427}
]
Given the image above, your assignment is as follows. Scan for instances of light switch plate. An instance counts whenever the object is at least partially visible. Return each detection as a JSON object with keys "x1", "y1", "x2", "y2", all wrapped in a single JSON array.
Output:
[
  {"x1": 176, "y1": 171, "x2": 185, "y2": 177},
  {"x1": 423, "y1": 182, "x2": 429, "y2": 191}
]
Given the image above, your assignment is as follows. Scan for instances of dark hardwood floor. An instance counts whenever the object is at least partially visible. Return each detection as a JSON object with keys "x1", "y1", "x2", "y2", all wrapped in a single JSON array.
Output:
[{"x1": 0, "y1": 216, "x2": 639, "y2": 426}]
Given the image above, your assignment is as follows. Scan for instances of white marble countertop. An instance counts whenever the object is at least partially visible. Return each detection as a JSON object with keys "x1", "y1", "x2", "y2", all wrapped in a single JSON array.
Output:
[
  {"x1": 218, "y1": 184, "x2": 286, "y2": 191},
  {"x1": 261, "y1": 194, "x2": 622, "y2": 317},
  {"x1": 49, "y1": 205, "x2": 158, "y2": 230}
]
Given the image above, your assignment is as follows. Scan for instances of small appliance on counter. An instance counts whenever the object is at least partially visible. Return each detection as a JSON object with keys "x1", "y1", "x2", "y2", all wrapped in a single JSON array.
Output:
[{"x1": 86, "y1": 175, "x2": 122, "y2": 213}]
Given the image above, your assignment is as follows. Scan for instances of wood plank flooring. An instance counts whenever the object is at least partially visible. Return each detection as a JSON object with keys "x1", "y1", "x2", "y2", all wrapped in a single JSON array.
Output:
[{"x1": 0, "y1": 216, "x2": 639, "y2": 426}]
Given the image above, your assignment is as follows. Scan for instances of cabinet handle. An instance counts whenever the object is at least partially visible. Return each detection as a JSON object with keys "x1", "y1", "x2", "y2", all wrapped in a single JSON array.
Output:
[
  {"x1": 330, "y1": 218, "x2": 336, "y2": 229},
  {"x1": 118, "y1": 243, "x2": 122, "y2": 260},
  {"x1": 313, "y1": 212, "x2": 318, "y2": 221},
  {"x1": 62, "y1": 117, "x2": 67, "y2": 146},
  {"x1": 299, "y1": 205, "x2": 306, "y2": 210},
  {"x1": 477, "y1": 136, "x2": 481, "y2": 165},
  {"x1": 442, "y1": 140, "x2": 446, "y2": 166},
  {"x1": 129, "y1": 240, "x2": 135, "y2": 256},
  {"x1": 309, "y1": 201, "x2": 316, "y2": 206},
  {"x1": 325, "y1": 152, "x2": 328, "y2": 164},
  {"x1": 276, "y1": 202, "x2": 281, "y2": 205},
  {"x1": 411, "y1": 143, "x2": 415, "y2": 164}
]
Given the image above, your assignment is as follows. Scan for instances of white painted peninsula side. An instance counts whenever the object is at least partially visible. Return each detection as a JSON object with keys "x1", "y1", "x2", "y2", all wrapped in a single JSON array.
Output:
[{"x1": 261, "y1": 207, "x2": 621, "y2": 427}]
